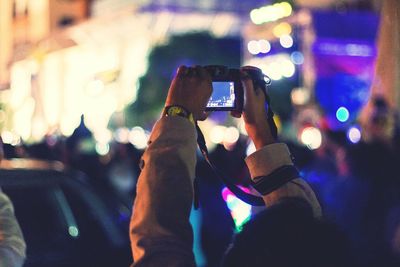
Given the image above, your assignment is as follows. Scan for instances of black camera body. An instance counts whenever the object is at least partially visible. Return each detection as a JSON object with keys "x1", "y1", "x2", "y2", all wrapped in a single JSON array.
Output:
[{"x1": 204, "y1": 65, "x2": 270, "y2": 112}]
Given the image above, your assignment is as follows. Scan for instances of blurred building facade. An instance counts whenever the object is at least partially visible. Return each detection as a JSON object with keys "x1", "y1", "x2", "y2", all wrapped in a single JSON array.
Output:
[
  {"x1": 0, "y1": 0, "x2": 91, "y2": 144},
  {"x1": 0, "y1": 0, "x2": 247, "y2": 144},
  {"x1": 0, "y1": 0, "x2": 89, "y2": 89}
]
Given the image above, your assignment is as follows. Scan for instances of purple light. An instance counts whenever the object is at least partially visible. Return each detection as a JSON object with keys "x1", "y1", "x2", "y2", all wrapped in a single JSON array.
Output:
[
  {"x1": 222, "y1": 187, "x2": 252, "y2": 231},
  {"x1": 314, "y1": 39, "x2": 376, "y2": 57}
]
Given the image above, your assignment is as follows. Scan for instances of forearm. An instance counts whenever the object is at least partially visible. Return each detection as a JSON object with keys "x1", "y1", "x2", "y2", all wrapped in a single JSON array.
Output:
[
  {"x1": 246, "y1": 143, "x2": 322, "y2": 217},
  {"x1": 130, "y1": 117, "x2": 197, "y2": 266}
]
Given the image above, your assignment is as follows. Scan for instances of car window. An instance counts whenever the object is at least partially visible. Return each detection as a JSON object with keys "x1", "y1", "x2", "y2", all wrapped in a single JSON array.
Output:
[
  {"x1": 61, "y1": 179, "x2": 132, "y2": 266},
  {"x1": 3, "y1": 184, "x2": 81, "y2": 266},
  {"x1": 1, "y1": 173, "x2": 132, "y2": 267},
  {"x1": 61, "y1": 182, "x2": 117, "y2": 246}
]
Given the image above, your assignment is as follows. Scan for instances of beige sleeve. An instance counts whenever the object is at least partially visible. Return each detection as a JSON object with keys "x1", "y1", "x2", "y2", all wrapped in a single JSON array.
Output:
[
  {"x1": 0, "y1": 191, "x2": 26, "y2": 267},
  {"x1": 130, "y1": 116, "x2": 197, "y2": 267},
  {"x1": 245, "y1": 143, "x2": 322, "y2": 217}
]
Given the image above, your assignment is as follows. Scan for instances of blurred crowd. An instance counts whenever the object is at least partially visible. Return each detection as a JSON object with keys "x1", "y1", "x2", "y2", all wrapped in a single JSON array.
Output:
[
  {"x1": 300, "y1": 96, "x2": 400, "y2": 267},
  {"x1": 2, "y1": 95, "x2": 400, "y2": 267}
]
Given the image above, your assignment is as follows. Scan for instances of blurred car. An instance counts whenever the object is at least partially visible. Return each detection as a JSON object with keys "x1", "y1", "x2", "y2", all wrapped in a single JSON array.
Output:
[{"x1": 0, "y1": 159, "x2": 132, "y2": 267}]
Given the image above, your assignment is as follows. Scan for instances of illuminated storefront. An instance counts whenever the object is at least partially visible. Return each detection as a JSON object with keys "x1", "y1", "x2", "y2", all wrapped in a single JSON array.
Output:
[{"x1": 1, "y1": 1, "x2": 242, "y2": 143}]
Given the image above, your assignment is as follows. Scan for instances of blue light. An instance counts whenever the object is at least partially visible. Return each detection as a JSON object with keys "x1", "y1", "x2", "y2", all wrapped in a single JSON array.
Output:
[
  {"x1": 315, "y1": 74, "x2": 371, "y2": 130},
  {"x1": 290, "y1": 51, "x2": 304, "y2": 65},
  {"x1": 336, "y1": 107, "x2": 350, "y2": 122}
]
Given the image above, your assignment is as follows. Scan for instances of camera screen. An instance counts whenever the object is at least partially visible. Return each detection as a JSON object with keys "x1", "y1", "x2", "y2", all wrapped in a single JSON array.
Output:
[{"x1": 207, "y1": 81, "x2": 235, "y2": 108}]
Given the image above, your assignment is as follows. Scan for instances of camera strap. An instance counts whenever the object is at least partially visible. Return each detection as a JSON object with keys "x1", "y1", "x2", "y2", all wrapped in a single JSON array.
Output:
[
  {"x1": 195, "y1": 123, "x2": 266, "y2": 207},
  {"x1": 194, "y1": 85, "x2": 281, "y2": 207}
]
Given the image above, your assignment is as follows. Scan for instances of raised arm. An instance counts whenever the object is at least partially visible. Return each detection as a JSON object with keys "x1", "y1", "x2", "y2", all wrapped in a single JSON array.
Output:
[
  {"x1": 240, "y1": 71, "x2": 321, "y2": 217},
  {"x1": 130, "y1": 66, "x2": 212, "y2": 266}
]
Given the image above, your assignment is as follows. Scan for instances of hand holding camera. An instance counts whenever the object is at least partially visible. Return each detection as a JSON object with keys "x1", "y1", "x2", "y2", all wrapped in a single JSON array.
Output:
[
  {"x1": 240, "y1": 69, "x2": 277, "y2": 149},
  {"x1": 165, "y1": 65, "x2": 277, "y2": 148},
  {"x1": 204, "y1": 65, "x2": 277, "y2": 148},
  {"x1": 165, "y1": 65, "x2": 212, "y2": 121}
]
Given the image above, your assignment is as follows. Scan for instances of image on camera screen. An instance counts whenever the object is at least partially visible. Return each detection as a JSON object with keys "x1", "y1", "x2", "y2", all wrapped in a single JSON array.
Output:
[{"x1": 207, "y1": 81, "x2": 235, "y2": 108}]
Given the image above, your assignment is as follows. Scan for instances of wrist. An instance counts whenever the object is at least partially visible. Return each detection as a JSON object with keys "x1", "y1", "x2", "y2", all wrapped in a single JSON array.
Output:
[
  {"x1": 165, "y1": 99, "x2": 202, "y2": 120},
  {"x1": 246, "y1": 126, "x2": 276, "y2": 149},
  {"x1": 253, "y1": 138, "x2": 276, "y2": 150},
  {"x1": 163, "y1": 105, "x2": 195, "y2": 125}
]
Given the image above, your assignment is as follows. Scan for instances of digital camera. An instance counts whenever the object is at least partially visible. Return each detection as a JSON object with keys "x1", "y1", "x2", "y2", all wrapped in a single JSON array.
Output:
[{"x1": 204, "y1": 65, "x2": 271, "y2": 112}]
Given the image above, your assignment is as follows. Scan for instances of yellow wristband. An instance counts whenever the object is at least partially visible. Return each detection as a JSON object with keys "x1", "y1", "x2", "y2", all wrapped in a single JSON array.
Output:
[{"x1": 163, "y1": 105, "x2": 195, "y2": 125}]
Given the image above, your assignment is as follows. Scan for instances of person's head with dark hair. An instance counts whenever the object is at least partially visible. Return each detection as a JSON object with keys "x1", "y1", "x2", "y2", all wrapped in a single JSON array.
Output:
[{"x1": 223, "y1": 198, "x2": 352, "y2": 267}]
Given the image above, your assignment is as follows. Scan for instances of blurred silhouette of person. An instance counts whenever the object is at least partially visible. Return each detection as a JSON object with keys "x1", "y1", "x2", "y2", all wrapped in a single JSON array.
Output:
[
  {"x1": 65, "y1": 115, "x2": 108, "y2": 190},
  {"x1": 108, "y1": 143, "x2": 141, "y2": 207},
  {"x1": 362, "y1": 96, "x2": 397, "y2": 146},
  {"x1": 0, "y1": 138, "x2": 26, "y2": 267},
  {"x1": 319, "y1": 96, "x2": 400, "y2": 267}
]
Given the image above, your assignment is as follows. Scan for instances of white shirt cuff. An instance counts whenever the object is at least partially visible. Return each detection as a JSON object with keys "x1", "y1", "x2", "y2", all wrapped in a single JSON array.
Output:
[{"x1": 245, "y1": 143, "x2": 293, "y2": 181}]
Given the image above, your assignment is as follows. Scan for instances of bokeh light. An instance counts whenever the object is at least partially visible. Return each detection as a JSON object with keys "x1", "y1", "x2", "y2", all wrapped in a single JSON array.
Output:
[
  {"x1": 291, "y1": 87, "x2": 310, "y2": 105},
  {"x1": 224, "y1": 127, "x2": 240, "y2": 144},
  {"x1": 68, "y1": 226, "x2": 80, "y2": 238},
  {"x1": 273, "y1": 22, "x2": 292, "y2": 38},
  {"x1": 246, "y1": 54, "x2": 296, "y2": 81},
  {"x1": 280, "y1": 35, "x2": 294, "y2": 48},
  {"x1": 247, "y1": 40, "x2": 261, "y2": 55},
  {"x1": 210, "y1": 125, "x2": 227, "y2": 144},
  {"x1": 95, "y1": 143, "x2": 110, "y2": 156},
  {"x1": 280, "y1": 60, "x2": 296, "y2": 77},
  {"x1": 280, "y1": 2, "x2": 293, "y2": 17},
  {"x1": 210, "y1": 126, "x2": 240, "y2": 147},
  {"x1": 265, "y1": 62, "x2": 283, "y2": 80},
  {"x1": 114, "y1": 128, "x2": 130, "y2": 144},
  {"x1": 222, "y1": 187, "x2": 252, "y2": 232},
  {"x1": 290, "y1": 51, "x2": 305, "y2": 65},
  {"x1": 258, "y1": 40, "x2": 271, "y2": 54},
  {"x1": 250, "y1": 2, "x2": 292, "y2": 25},
  {"x1": 336, "y1": 107, "x2": 350, "y2": 122},
  {"x1": 347, "y1": 126, "x2": 362, "y2": 144},
  {"x1": 129, "y1": 126, "x2": 149, "y2": 150},
  {"x1": 300, "y1": 127, "x2": 322, "y2": 150}
]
